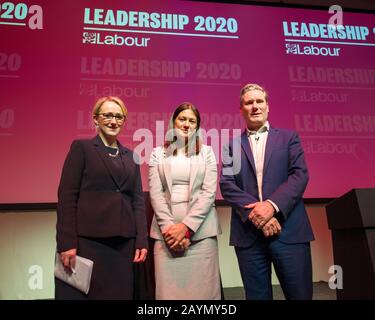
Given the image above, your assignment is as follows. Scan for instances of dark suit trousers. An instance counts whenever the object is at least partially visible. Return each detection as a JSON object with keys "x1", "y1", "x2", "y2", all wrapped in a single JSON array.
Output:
[{"x1": 235, "y1": 238, "x2": 313, "y2": 300}]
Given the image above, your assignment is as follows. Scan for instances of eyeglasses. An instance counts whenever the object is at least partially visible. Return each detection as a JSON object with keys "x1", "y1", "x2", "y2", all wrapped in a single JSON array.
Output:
[{"x1": 98, "y1": 113, "x2": 125, "y2": 122}]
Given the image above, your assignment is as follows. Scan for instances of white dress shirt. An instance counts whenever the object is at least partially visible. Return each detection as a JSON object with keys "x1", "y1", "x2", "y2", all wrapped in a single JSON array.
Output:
[{"x1": 247, "y1": 121, "x2": 279, "y2": 212}]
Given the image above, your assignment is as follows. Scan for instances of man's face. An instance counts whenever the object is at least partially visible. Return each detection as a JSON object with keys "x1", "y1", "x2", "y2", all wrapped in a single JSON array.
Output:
[{"x1": 240, "y1": 89, "x2": 269, "y2": 131}]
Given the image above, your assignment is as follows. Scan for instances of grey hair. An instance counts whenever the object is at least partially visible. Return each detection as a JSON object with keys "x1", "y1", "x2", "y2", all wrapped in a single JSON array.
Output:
[{"x1": 240, "y1": 83, "x2": 268, "y2": 105}]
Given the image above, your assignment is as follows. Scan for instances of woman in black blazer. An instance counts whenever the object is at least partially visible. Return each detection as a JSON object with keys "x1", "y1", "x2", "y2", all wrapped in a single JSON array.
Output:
[{"x1": 55, "y1": 96, "x2": 148, "y2": 299}]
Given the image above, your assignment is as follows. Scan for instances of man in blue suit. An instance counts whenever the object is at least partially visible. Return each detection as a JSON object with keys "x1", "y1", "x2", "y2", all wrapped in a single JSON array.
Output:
[{"x1": 220, "y1": 83, "x2": 314, "y2": 300}]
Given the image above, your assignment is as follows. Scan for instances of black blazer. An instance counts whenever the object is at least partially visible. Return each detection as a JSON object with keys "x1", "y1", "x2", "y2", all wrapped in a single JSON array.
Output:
[{"x1": 56, "y1": 135, "x2": 148, "y2": 252}]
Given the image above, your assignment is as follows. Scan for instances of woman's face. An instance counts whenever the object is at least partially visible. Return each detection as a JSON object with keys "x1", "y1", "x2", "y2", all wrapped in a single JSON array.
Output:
[
  {"x1": 94, "y1": 101, "x2": 125, "y2": 138},
  {"x1": 174, "y1": 109, "x2": 198, "y2": 138}
]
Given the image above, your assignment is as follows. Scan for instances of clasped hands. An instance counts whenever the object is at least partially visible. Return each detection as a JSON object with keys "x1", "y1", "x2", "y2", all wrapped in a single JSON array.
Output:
[
  {"x1": 163, "y1": 223, "x2": 191, "y2": 252},
  {"x1": 245, "y1": 201, "x2": 282, "y2": 237}
]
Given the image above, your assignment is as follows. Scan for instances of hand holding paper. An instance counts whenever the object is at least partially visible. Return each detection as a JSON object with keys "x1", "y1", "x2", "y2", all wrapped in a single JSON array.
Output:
[{"x1": 54, "y1": 253, "x2": 93, "y2": 294}]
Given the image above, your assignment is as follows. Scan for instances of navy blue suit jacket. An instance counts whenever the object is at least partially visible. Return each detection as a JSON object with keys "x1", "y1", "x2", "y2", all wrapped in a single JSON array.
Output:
[
  {"x1": 220, "y1": 128, "x2": 314, "y2": 247},
  {"x1": 56, "y1": 135, "x2": 148, "y2": 252}
]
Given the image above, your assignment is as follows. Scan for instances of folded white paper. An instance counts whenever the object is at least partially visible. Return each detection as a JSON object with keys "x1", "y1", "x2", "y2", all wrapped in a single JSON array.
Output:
[{"x1": 54, "y1": 253, "x2": 94, "y2": 294}]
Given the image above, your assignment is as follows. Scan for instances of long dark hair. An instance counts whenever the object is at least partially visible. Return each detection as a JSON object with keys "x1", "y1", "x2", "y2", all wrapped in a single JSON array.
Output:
[{"x1": 164, "y1": 102, "x2": 202, "y2": 156}]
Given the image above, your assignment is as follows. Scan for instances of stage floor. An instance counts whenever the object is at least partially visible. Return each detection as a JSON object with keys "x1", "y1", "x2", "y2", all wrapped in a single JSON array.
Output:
[{"x1": 223, "y1": 281, "x2": 337, "y2": 300}]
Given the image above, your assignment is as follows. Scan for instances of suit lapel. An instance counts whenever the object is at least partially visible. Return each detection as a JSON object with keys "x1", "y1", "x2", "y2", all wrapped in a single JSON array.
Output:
[
  {"x1": 241, "y1": 131, "x2": 256, "y2": 173},
  {"x1": 162, "y1": 157, "x2": 173, "y2": 193},
  {"x1": 119, "y1": 143, "x2": 134, "y2": 185},
  {"x1": 118, "y1": 143, "x2": 130, "y2": 184},
  {"x1": 93, "y1": 136, "x2": 121, "y2": 189},
  {"x1": 189, "y1": 152, "x2": 200, "y2": 193},
  {"x1": 263, "y1": 127, "x2": 278, "y2": 176}
]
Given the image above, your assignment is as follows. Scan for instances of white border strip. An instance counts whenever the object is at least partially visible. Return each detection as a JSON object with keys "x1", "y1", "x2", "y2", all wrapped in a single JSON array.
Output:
[
  {"x1": 83, "y1": 27, "x2": 239, "y2": 39},
  {"x1": 285, "y1": 38, "x2": 375, "y2": 47}
]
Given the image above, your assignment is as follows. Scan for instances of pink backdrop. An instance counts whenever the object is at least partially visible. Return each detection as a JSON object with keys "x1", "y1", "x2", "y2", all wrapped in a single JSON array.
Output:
[{"x1": 1, "y1": 0, "x2": 374, "y2": 203}]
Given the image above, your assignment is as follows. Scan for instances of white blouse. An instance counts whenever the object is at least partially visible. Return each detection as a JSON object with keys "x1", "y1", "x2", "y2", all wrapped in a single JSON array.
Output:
[{"x1": 170, "y1": 150, "x2": 191, "y2": 204}]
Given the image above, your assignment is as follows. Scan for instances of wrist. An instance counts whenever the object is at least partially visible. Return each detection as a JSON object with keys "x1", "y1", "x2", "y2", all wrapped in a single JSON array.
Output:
[
  {"x1": 266, "y1": 199, "x2": 279, "y2": 214},
  {"x1": 185, "y1": 230, "x2": 191, "y2": 239}
]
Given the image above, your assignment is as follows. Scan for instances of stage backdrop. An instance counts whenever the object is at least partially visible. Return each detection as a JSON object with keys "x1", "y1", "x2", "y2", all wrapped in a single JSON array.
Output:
[{"x1": 1, "y1": 0, "x2": 375, "y2": 203}]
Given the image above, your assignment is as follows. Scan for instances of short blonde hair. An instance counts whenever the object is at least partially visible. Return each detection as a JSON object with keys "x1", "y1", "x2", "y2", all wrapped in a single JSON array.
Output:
[
  {"x1": 92, "y1": 96, "x2": 128, "y2": 118},
  {"x1": 240, "y1": 83, "x2": 268, "y2": 106}
]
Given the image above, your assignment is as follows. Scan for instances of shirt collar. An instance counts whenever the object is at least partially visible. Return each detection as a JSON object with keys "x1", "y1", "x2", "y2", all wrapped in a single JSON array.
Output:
[{"x1": 247, "y1": 121, "x2": 270, "y2": 137}]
